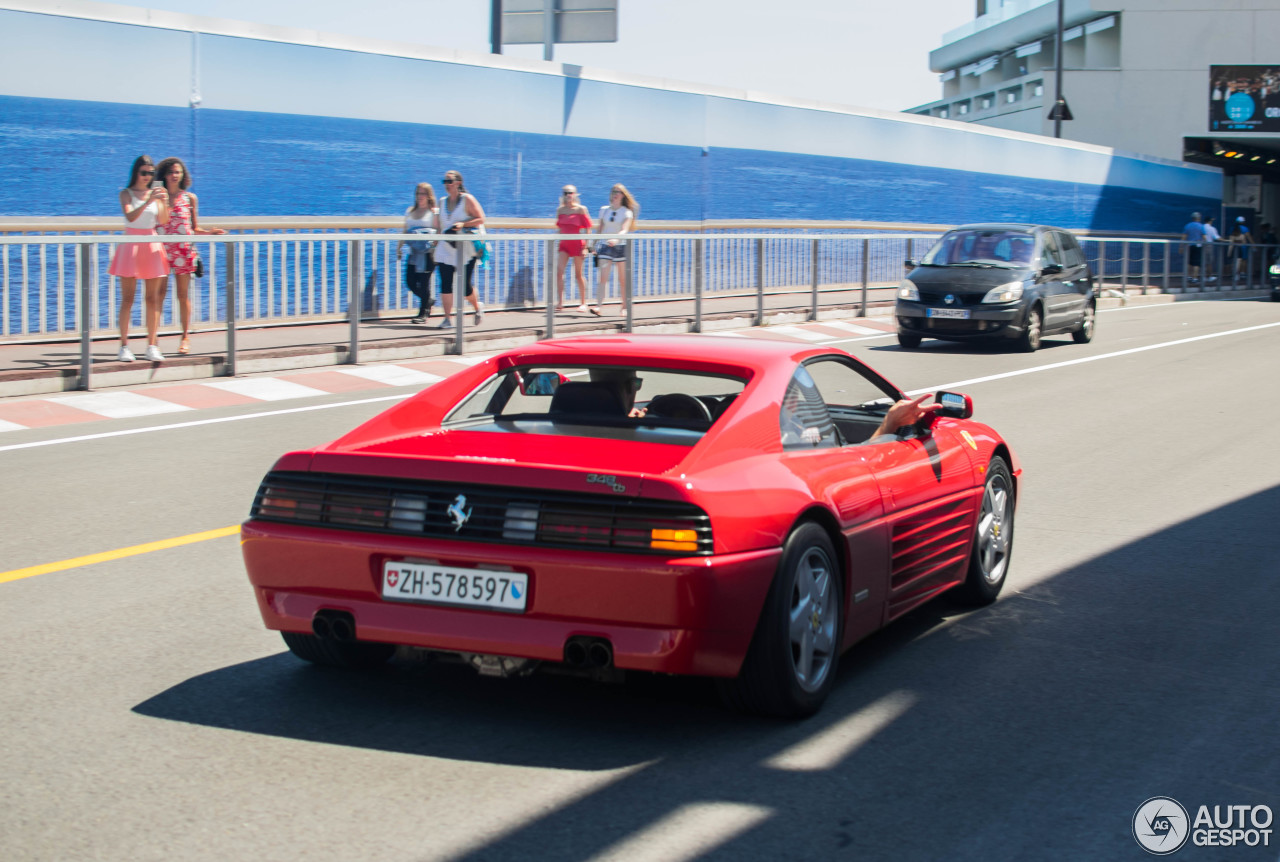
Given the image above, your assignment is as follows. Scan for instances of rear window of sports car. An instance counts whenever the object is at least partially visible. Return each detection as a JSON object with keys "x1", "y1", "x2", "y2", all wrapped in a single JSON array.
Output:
[{"x1": 442, "y1": 365, "x2": 748, "y2": 444}]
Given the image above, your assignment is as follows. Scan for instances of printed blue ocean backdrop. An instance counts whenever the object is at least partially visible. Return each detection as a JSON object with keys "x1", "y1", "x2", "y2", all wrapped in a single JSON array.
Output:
[{"x1": 1, "y1": 95, "x2": 1214, "y2": 231}]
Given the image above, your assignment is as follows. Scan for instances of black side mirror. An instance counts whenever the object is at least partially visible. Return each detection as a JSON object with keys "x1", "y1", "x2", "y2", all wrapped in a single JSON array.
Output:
[
  {"x1": 904, "y1": 259, "x2": 918, "y2": 273},
  {"x1": 935, "y1": 390, "x2": 973, "y2": 419}
]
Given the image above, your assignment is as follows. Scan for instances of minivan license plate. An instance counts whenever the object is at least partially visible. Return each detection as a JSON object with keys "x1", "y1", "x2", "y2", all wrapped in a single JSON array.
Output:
[
  {"x1": 382, "y1": 561, "x2": 528, "y2": 612},
  {"x1": 927, "y1": 308, "x2": 970, "y2": 319}
]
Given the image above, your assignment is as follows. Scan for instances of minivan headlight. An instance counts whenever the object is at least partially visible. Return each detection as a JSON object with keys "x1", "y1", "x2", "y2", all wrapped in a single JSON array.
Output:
[
  {"x1": 897, "y1": 279, "x2": 919, "y2": 301},
  {"x1": 982, "y1": 281, "x2": 1024, "y2": 303}
]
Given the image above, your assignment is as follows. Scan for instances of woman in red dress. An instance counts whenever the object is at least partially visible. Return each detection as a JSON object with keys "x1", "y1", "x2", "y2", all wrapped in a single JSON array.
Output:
[
  {"x1": 553, "y1": 185, "x2": 594, "y2": 314},
  {"x1": 156, "y1": 157, "x2": 226, "y2": 354}
]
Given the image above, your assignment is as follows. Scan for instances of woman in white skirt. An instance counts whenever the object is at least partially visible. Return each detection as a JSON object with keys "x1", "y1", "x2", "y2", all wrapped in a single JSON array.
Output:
[{"x1": 108, "y1": 155, "x2": 171, "y2": 362}]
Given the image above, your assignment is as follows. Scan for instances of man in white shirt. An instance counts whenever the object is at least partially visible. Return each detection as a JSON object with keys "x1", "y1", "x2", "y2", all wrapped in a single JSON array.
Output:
[{"x1": 1202, "y1": 216, "x2": 1220, "y2": 283}]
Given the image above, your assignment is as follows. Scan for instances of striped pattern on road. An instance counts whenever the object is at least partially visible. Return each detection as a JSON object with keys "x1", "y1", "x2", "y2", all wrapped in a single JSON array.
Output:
[{"x1": 0, "y1": 318, "x2": 894, "y2": 431}]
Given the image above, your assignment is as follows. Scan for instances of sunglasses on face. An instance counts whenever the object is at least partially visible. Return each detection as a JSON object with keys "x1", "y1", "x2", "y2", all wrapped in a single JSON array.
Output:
[
  {"x1": 139, "y1": 170, "x2": 156, "y2": 176},
  {"x1": 442, "y1": 179, "x2": 456, "y2": 185}
]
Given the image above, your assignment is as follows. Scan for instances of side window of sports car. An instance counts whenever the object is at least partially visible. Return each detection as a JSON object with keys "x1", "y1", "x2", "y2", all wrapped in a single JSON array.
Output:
[
  {"x1": 803, "y1": 358, "x2": 900, "y2": 445},
  {"x1": 779, "y1": 366, "x2": 838, "y2": 450}
]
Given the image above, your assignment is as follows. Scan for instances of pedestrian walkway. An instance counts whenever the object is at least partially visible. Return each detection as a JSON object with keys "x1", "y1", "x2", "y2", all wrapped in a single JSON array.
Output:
[{"x1": 0, "y1": 315, "x2": 899, "y2": 432}]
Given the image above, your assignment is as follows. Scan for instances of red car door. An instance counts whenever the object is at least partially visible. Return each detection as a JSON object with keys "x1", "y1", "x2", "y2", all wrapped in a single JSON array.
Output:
[{"x1": 862, "y1": 424, "x2": 978, "y2": 620}]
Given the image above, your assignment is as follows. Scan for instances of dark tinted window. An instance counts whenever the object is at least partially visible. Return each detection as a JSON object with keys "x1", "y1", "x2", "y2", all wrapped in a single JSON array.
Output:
[{"x1": 1056, "y1": 231, "x2": 1086, "y2": 267}]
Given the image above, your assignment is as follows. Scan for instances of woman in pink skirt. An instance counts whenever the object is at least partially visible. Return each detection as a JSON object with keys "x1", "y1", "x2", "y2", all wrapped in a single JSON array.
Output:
[
  {"x1": 156, "y1": 157, "x2": 226, "y2": 354},
  {"x1": 108, "y1": 155, "x2": 171, "y2": 362}
]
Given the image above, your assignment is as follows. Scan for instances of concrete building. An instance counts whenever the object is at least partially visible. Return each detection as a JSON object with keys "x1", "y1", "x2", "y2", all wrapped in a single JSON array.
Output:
[{"x1": 910, "y1": 0, "x2": 1280, "y2": 225}]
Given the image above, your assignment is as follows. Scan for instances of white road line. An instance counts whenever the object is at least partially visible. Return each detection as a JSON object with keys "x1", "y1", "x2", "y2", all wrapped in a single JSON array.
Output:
[
  {"x1": 0, "y1": 394, "x2": 410, "y2": 453},
  {"x1": 47, "y1": 391, "x2": 191, "y2": 419},
  {"x1": 335, "y1": 366, "x2": 443, "y2": 387},
  {"x1": 204, "y1": 378, "x2": 329, "y2": 401},
  {"x1": 0, "y1": 418, "x2": 27, "y2": 432},
  {"x1": 904, "y1": 321, "x2": 1280, "y2": 396},
  {"x1": 764, "y1": 691, "x2": 918, "y2": 772},
  {"x1": 585, "y1": 803, "x2": 773, "y2": 862}
]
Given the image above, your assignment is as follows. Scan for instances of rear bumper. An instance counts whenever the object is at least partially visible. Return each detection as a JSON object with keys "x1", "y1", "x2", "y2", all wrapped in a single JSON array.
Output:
[{"x1": 242, "y1": 520, "x2": 781, "y2": 678}]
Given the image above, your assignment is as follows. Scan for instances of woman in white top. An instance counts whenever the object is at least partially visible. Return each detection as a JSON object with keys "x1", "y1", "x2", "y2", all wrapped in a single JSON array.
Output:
[
  {"x1": 432, "y1": 170, "x2": 486, "y2": 328},
  {"x1": 590, "y1": 183, "x2": 637, "y2": 316},
  {"x1": 107, "y1": 155, "x2": 170, "y2": 362},
  {"x1": 397, "y1": 182, "x2": 438, "y2": 322}
]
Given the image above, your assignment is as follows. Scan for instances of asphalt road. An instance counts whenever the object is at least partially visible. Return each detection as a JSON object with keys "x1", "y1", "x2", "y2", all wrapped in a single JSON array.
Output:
[{"x1": 4, "y1": 298, "x2": 1280, "y2": 861}]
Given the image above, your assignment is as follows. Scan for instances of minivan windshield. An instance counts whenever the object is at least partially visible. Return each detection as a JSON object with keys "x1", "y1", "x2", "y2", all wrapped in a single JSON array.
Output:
[{"x1": 922, "y1": 229, "x2": 1036, "y2": 268}]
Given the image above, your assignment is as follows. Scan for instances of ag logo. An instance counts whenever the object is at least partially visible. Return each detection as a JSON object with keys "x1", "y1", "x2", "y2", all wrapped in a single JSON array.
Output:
[{"x1": 1133, "y1": 797, "x2": 1190, "y2": 855}]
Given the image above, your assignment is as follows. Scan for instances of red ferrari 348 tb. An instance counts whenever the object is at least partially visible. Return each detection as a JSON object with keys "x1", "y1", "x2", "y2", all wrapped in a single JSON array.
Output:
[{"x1": 242, "y1": 334, "x2": 1019, "y2": 717}]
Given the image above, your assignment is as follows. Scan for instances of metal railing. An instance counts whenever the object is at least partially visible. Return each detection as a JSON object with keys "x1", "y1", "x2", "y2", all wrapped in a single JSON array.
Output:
[
  {"x1": 1, "y1": 225, "x2": 1273, "y2": 390},
  {"x1": 0, "y1": 229, "x2": 937, "y2": 339}
]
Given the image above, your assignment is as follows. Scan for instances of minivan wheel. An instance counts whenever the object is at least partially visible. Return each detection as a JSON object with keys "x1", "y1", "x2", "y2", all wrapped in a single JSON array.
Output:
[
  {"x1": 1016, "y1": 307, "x2": 1042, "y2": 352},
  {"x1": 897, "y1": 331, "x2": 922, "y2": 349},
  {"x1": 1072, "y1": 303, "x2": 1096, "y2": 343}
]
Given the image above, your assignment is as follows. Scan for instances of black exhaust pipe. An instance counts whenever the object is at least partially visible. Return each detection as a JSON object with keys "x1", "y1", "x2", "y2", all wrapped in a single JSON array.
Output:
[
  {"x1": 329, "y1": 615, "x2": 355, "y2": 643},
  {"x1": 587, "y1": 640, "x2": 613, "y2": 669},
  {"x1": 313, "y1": 610, "x2": 356, "y2": 643},
  {"x1": 564, "y1": 639, "x2": 588, "y2": 668}
]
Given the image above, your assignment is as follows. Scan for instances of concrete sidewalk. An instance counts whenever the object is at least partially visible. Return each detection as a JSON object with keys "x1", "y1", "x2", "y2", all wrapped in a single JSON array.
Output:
[{"x1": 0, "y1": 285, "x2": 1267, "y2": 399}]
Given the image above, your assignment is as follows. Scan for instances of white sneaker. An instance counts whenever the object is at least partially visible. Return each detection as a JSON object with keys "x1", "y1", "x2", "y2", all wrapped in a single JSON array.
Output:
[
  {"x1": 145, "y1": 344, "x2": 164, "y2": 362},
  {"x1": 436, "y1": 318, "x2": 452, "y2": 329},
  {"x1": 117, "y1": 345, "x2": 135, "y2": 362},
  {"x1": 474, "y1": 302, "x2": 485, "y2": 324}
]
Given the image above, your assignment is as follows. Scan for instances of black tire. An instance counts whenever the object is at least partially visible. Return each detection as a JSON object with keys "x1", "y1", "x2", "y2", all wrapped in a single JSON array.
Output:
[
  {"x1": 897, "y1": 331, "x2": 922, "y2": 349},
  {"x1": 281, "y1": 631, "x2": 396, "y2": 669},
  {"x1": 1016, "y1": 307, "x2": 1042, "y2": 352},
  {"x1": 952, "y1": 457, "x2": 1015, "y2": 606},
  {"x1": 721, "y1": 523, "x2": 843, "y2": 718},
  {"x1": 1071, "y1": 303, "x2": 1096, "y2": 343}
]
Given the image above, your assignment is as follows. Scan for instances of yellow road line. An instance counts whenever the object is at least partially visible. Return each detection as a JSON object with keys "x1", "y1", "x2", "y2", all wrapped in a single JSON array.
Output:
[{"x1": 0, "y1": 525, "x2": 241, "y2": 585}]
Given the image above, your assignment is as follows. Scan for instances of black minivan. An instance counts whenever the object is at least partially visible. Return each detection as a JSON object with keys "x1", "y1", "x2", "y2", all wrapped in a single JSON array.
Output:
[{"x1": 895, "y1": 223, "x2": 1096, "y2": 352}]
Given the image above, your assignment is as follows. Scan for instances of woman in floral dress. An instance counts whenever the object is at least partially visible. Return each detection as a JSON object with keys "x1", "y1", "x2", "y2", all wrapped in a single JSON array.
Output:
[{"x1": 156, "y1": 157, "x2": 226, "y2": 354}]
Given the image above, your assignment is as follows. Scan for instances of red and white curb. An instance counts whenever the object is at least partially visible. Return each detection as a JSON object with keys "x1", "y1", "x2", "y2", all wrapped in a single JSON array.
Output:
[{"x1": 0, "y1": 318, "x2": 895, "y2": 432}]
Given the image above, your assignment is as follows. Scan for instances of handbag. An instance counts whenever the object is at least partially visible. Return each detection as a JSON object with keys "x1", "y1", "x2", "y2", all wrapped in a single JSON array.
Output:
[
  {"x1": 193, "y1": 255, "x2": 204, "y2": 278},
  {"x1": 462, "y1": 226, "x2": 488, "y2": 265}
]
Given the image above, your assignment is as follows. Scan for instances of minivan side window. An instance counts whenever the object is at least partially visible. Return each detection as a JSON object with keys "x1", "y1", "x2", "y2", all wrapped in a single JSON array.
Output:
[
  {"x1": 1057, "y1": 232, "x2": 1086, "y2": 267},
  {"x1": 1041, "y1": 231, "x2": 1064, "y2": 267}
]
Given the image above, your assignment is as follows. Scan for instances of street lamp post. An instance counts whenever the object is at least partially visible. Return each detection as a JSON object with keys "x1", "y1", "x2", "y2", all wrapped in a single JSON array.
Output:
[{"x1": 1048, "y1": 0, "x2": 1073, "y2": 137}]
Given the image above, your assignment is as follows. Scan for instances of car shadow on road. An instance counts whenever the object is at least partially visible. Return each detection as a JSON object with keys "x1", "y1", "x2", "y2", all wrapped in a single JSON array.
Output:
[{"x1": 133, "y1": 485, "x2": 1280, "y2": 859}]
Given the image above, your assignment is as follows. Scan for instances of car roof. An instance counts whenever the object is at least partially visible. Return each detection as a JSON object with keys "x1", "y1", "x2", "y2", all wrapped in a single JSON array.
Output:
[
  {"x1": 946, "y1": 223, "x2": 1052, "y2": 233},
  {"x1": 499, "y1": 334, "x2": 839, "y2": 375}
]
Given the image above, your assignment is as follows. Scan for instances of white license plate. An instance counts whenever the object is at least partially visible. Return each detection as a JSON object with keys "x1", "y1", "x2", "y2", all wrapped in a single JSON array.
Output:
[
  {"x1": 927, "y1": 307, "x2": 970, "y2": 319},
  {"x1": 382, "y1": 561, "x2": 528, "y2": 612}
]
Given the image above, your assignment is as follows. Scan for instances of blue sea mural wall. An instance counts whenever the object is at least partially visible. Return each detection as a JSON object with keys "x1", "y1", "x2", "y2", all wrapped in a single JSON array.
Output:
[{"x1": 0, "y1": 7, "x2": 1221, "y2": 231}]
